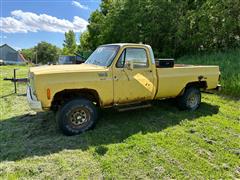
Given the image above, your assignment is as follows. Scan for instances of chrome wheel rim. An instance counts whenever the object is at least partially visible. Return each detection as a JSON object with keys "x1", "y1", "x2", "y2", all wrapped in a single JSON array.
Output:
[
  {"x1": 70, "y1": 108, "x2": 89, "y2": 126},
  {"x1": 187, "y1": 93, "x2": 199, "y2": 108}
]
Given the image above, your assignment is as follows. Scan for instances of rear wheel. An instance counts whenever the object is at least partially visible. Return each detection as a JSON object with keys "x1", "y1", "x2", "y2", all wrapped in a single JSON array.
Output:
[
  {"x1": 177, "y1": 87, "x2": 201, "y2": 110},
  {"x1": 56, "y1": 98, "x2": 98, "y2": 135}
]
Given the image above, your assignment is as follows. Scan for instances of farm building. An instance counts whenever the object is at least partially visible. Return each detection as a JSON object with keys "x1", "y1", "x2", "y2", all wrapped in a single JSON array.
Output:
[{"x1": 0, "y1": 44, "x2": 26, "y2": 65}]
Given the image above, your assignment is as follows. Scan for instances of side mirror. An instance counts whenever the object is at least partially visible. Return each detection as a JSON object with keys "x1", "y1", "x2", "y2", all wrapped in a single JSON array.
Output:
[{"x1": 126, "y1": 61, "x2": 133, "y2": 70}]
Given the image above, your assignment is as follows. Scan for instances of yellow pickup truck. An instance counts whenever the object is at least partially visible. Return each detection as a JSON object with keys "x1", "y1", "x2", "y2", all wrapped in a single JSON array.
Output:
[{"x1": 27, "y1": 43, "x2": 221, "y2": 135}]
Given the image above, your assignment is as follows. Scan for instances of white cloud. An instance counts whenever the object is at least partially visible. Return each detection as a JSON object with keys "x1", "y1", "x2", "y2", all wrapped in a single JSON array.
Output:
[
  {"x1": 0, "y1": 10, "x2": 88, "y2": 33},
  {"x1": 0, "y1": 16, "x2": 27, "y2": 33},
  {"x1": 72, "y1": 1, "x2": 89, "y2": 10}
]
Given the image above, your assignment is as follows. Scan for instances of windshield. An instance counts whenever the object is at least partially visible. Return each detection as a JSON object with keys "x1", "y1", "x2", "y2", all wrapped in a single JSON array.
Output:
[{"x1": 85, "y1": 45, "x2": 119, "y2": 66}]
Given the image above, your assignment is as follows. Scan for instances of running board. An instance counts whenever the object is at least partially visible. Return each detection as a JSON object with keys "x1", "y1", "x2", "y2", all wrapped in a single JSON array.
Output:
[{"x1": 117, "y1": 103, "x2": 152, "y2": 112}]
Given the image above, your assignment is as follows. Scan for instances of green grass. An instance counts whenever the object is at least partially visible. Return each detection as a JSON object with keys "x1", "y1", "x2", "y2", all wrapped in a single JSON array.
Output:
[
  {"x1": 0, "y1": 65, "x2": 240, "y2": 179},
  {"x1": 177, "y1": 49, "x2": 240, "y2": 98}
]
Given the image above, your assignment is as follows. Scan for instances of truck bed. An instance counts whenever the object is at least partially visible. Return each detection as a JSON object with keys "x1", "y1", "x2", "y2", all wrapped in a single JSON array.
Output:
[{"x1": 155, "y1": 65, "x2": 220, "y2": 99}]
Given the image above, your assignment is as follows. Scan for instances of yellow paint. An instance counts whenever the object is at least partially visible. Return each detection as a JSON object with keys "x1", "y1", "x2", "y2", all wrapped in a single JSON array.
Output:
[
  {"x1": 156, "y1": 66, "x2": 220, "y2": 98},
  {"x1": 133, "y1": 73, "x2": 154, "y2": 92},
  {"x1": 29, "y1": 43, "x2": 220, "y2": 109}
]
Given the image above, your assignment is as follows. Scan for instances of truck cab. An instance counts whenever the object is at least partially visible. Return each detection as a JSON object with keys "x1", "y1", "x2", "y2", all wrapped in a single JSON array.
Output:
[{"x1": 107, "y1": 44, "x2": 157, "y2": 104}]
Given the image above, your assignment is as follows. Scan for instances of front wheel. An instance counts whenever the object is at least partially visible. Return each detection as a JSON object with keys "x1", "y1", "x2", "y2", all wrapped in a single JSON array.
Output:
[
  {"x1": 56, "y1": 98, "x2": 98, "y2": 135},
  {"x1": 177, "y1": 87, "x2": 201, "y2": 110}
]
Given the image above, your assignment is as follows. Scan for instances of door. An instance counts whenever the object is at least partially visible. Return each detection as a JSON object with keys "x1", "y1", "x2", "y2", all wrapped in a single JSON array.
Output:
[{"x1": 113, "y1": 47, "x2": 155, "y2": 104}]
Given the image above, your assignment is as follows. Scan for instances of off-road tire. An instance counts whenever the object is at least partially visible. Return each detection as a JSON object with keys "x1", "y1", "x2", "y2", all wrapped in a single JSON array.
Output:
[
  {"x1": 177, "y1": 87, "x2": 201, "y2": 110},
  {"x1": 56, "y1": 98, "x2": 98, "y2": 135}
]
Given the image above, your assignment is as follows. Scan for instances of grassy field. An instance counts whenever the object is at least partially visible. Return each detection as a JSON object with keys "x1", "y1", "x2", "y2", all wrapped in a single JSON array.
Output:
[
  {"x1": 0, "y1": 64, "x2": 240, "y2": 179},
  {"x1": 177, "y1": 49, "x2": 240, "y2": 98}
]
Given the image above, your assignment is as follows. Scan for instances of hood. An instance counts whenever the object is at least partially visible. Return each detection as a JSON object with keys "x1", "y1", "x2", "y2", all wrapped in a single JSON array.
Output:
[{"x1": 30, "y1": 63, "x2": 107, "y2": 75}]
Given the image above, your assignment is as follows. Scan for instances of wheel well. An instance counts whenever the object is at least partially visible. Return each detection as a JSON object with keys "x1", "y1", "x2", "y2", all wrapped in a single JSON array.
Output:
[
  {"x1": 179, "y1": 81, "x2": 207, "y2": 96},
  {"x1": 51, "y1": 89, "x2": 100, "y2": 110},
  {"x1": 186, "y1": 81, "x2": 207, "y2": 89}
]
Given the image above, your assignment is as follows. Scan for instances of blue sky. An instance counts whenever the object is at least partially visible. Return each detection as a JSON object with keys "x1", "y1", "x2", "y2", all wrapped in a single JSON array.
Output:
[{"x1": 0, "y1": 0, "x2": 101, "y2": 50}]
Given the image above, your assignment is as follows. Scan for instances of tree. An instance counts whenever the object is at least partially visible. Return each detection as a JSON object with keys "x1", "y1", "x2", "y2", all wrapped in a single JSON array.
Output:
[
  {"x1": 63, "y1": 30, "x2": 77, "y2": 55},
  {"x1": 34, "y1": 41, "x2": 59, "y2": 64},
  {"x1": 79, "y1": 31, "x2": 91, "y2": 51},
  {"x1": 79, "y1": 0, "x2": 114, "y2": 51},
  {"x1": 20, "y1": 48, "x2": 35, "y2": 63},
  {"x1": 79, "y1": 0, "x2": 240, "y2": 57},
  {"x1": 76, "y1": 31, "x2": 92, "y2": 59}
]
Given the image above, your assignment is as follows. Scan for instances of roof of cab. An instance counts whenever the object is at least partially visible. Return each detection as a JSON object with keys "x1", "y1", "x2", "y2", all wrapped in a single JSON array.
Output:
[{"x1": 101, "y1": 43, "x2": 149, "y2": 47}]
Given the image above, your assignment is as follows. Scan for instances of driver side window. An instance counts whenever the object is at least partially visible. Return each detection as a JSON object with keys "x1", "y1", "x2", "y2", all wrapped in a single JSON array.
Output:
[{"x1": 116, "y1": 48, "x2": 148, "y2": 68}]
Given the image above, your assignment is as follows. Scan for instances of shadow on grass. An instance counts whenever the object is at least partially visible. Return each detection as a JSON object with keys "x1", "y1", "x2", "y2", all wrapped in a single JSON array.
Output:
[
  {"x1": 0, "y1": 93, "x2": 26, "y2": 98},
  {"x1": 0, "y1": 99, "x2": 219, "y2": 162},
  {"x1": 0, "y1": 93, "x2": 15, "y2": 98}
]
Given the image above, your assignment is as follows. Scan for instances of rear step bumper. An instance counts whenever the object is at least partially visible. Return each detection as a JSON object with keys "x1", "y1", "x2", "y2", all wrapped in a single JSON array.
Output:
[
  {"x1": 213, "y1": 84, "x2": 222, "y2": 91},
  {"x1": 205, "y1": 84, "x2": 221, "y2": 93}
]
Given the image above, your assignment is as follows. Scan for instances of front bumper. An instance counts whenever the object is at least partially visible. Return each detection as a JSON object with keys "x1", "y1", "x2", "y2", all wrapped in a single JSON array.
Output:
[{"x1": 27, "y1": 86, "x2": 43, "y2": 112}]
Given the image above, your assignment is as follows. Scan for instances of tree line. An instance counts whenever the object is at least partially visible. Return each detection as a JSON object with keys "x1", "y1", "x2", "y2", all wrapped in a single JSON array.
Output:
[
  {"x1": 21, "y1": 0, "x2": 240, "y2": 63},
  {"x1": 80, "y1": 0, "x2": 240, "y2": 57},
  {"x1": 21, "y1": 42, "x2": 61, "y2": 64},
  {"x1": 21, "y1": 30, "x2": 83, "y2": 64}
]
